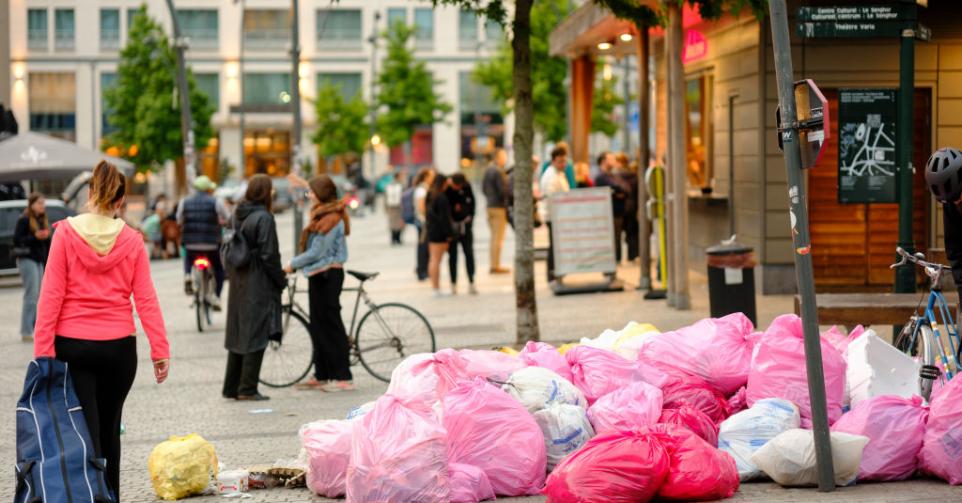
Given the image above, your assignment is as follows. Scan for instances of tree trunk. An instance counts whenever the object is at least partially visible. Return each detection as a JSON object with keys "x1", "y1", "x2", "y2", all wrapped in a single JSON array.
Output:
[{"x1": 512, "y1": 0, "x2": 540, "y2": 344}]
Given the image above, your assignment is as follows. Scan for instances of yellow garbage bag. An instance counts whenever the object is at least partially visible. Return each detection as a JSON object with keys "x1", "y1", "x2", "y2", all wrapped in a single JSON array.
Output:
[
  {"x1": 498, "y1": 346, "x2": 520, "y2": 356},
  {"x1": 557, "y1": 342, "x2": 580, "y2": 355},
  {"x1": 612, "y1": 322, "x2": 660, "y2": 360},
  {"x1": 148, "y1": 434, "x2": 219, "y2": 501}
]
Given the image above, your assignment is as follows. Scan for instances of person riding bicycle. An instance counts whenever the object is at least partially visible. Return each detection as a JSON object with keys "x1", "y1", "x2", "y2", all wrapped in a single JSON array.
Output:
[
  {"x1": 925, "y1": 147, "x2": 962, "y2": 301},
  {"x1": 178, "y1": 175, "x2": 229, "y2": 310}
]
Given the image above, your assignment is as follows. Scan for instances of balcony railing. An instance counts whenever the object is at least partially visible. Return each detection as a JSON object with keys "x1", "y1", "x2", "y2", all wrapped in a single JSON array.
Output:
[
  {"x1": 183, "y1": 27, "x2": 218, "y2": 49},
  {"x1": 243, "y1": 29, "x2": 289, "y2": 50},
  {"x1": 458, "y1": 37, "x2": 478, "y2": 51},
  {"x1": 317, "y1": 33, "x2": 362, "y2": 51},
  {"x1": 28, "y1": 30, "x2": 47, "y2": 51},
  {"x1": 100, "y1": 28, "x2": 120, "y2": 51},
  {"x1": 415, "y1": 37, "x2": 433, "y2": 51},
  {"x1": 55, "y1": 30, "x2": 75, "y2": 51}
]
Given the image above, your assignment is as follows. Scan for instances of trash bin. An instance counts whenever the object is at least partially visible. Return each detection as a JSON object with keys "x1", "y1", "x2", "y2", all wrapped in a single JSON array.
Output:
[{"x1": 706, "y1": 242, "x2": 757, "y2": 326}]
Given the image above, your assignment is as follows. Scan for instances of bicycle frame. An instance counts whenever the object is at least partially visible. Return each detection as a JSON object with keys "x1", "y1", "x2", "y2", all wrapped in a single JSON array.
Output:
[{"x1": 908, "y1": 290, "x2": 961, "y2": 379}]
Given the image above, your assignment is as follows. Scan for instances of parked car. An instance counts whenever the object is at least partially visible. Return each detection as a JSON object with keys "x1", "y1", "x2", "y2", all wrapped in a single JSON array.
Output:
[{"x1": 0, "y1": 199, "x2": 75, "y2": 276}]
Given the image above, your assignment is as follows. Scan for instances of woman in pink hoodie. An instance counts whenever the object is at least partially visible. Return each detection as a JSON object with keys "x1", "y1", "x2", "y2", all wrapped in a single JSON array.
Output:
[{"x1": 34, "y1": 161, "x2": 170, "y2": 500}]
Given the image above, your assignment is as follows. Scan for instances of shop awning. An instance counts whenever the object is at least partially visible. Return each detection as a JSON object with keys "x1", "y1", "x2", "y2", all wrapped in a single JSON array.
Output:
[{"x1": 0, "y1": 132, "x2": 135, "y2": 183}]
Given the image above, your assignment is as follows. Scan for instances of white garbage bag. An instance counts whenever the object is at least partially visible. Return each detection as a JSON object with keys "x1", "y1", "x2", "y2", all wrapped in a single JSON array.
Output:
[
  {"x1": 751, "y1": 428, "x2": 870, "y2": 487},
  {"x1": 533, "y1": 403, "x2": 595, "y2": 470},
  {"x1": 718, "y1": 398, "x2": 800, "y2": 480},
  {"x1": 502, "y1": 366, "x2": 586, "y2": 413},
  {"x1": 845, "y1": 330, "x2": 920, "y2": 406},
  {"x1": 580, "y1": 322, "x2": 659, "y2": 360}
]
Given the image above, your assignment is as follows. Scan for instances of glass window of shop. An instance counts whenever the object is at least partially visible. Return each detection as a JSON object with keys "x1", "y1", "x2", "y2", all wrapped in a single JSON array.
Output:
[
  {"x1": 244, "y1": 130, "x2": 290, "y2": 177},
  {"x1": 685, "y1": 74, "x2": 713, "y2": 190},
  {"x1": 458, "y1": 71, "x2": 503, "y2": 165},
  {"x1": 194, "y1": 73, "x2": 220, "y2": 112},
  {"x1": 414, "y1": 8, "x2": 433, "y2": 50},
  {"x1": 317, "y1": 72, "x2": 362, "y2": 100},
  {"x1": 100, "y1": 9, "x2": 120, "y2": 50},
  {"x1": 244, "y1": 9, "x2": 290, "y2": 49},
  {"x1": 30, "y1": 72, "x2": 77, "y2": 142},
  {"x1": 176, "y1": 9, "x2": 218, "y2": 49},
  {"x1": 27, "y1": 9, "x2": 48, "y2": 51},
  {"x1": 243, "y1": 73, "x2": 291, "y2": 105},
  {"x1": 316, "y1": 9, "x2": 362, "y2": 51}
]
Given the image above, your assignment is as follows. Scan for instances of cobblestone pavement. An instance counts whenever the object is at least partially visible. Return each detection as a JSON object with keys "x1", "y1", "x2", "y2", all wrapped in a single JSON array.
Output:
[{"x1": 1, "y1": 203, "x2": 960, "y2": 501}]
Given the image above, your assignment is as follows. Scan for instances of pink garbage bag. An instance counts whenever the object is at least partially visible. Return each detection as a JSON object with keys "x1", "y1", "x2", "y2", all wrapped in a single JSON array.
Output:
[
  {"x1": 658, "y1": 406, "x2": 719, "y2": 447},
  {"x1": 831, "y1": 395, "x2": 928, "y2": 481},
  {"x1": 639, "y1": 313, "x2": 756, "y2": 395},
  {"x1": 822, "y1": 325, "x2": 865, "y2": 356},
  {"x1": 661, "y1": 374, "x2": 731, "y2": 424},
  {"x1": 919, "y1": 375, "x2": 962, "y2": 484},
  {"x1": 543, "y1": 429, "x2": 669, "y2": 503},
  {"x1": 444, "y1": 378, "x2": 547, "y2": 496},
  {"x1": 449, "y1": 463, "x2": 496, "y2": 503},
  {"x1": 587, "y1": 380, "x2": 663, "y2": 434},
  {"x1": 566, "y1": 345, "x2": 668, "y2": 405},
  {"x1": 747, "y1": 314, "x2": 847, "y2": 427},
  {"x1": 520, "y1": 341, "x2": 573, "y2": 382},
  {"x1": 386, "y1": 349, "x2": 521, "y2": 407},
  {"x1": 651, "y1": 424, "x2": 739, "y2": 501},
  {"x1": 727, "y1": 386, "x2": 748, "y2": 414},
  {"x1": 300, "y1": 420, "x2": 352, "y2": 498},
  {"x1": 457, "y1": 348, "x2": 527, "y2": 382},
  {"x1": 346, "y1": 395, "x2": 449, "y2": 502}
]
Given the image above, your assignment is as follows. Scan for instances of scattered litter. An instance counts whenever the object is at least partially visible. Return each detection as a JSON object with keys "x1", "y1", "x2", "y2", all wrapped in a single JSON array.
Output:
[{"x1": 248, "y1": 408, "x2": 273, "y2": 414}]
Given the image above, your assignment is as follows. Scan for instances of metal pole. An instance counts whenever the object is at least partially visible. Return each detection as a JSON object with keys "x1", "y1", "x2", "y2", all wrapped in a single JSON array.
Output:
[
  {"x1": 291, "y1": 0, "x2": 302, "y2": 251},
  {"x1": 637, "y1": 27, "x2": 651, "y2": 290},
  {"x1": 368, "y1": 11, "x2": 380, "y2": 180},
  {"x1": 164, "y1": 0, "x2": 197, "y2": 190},
  {"x1": 728, "y1": 93, "x2": 738, "y2": 238},
  {"x1": 621, "y1": 55, "x2": 630, "y2": 154},
  {"x1": 238, "y1": 0, "x2": 245, "y2": 179},
  {"x1": 895, "y1": 0, "x2": 917, "y2": 295},
  {"x1": 667, "y1": 2, "x2": 689, "y2": 309},
  {"x1": 768, "y1": 0, "x2": 835, "y2": 491}
]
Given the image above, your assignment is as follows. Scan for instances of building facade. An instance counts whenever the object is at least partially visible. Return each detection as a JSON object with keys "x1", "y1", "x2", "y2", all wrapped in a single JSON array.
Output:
[{"x1": 5, "y1": 0, "x2": 511, "y2": 181}]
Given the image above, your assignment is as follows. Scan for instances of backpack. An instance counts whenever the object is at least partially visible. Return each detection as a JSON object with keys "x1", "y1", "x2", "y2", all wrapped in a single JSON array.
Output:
[
  {"x1": 401, "y1": 188, "x2": 416, "y2": 225},
  {"x1": 16, "y1": 358, "x2": 115, "y2": 503},
  {"x1": 220, "y1": 216, "x2": 252, "y2": 270}
]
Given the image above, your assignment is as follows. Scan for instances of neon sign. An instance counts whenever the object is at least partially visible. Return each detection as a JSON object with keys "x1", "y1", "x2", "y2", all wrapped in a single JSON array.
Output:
[{"x1": 682, "y1": 30, "x2": 708, "y2": 63}]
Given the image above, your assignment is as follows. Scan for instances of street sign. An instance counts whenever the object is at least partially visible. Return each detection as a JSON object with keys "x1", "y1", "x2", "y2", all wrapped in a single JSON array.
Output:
[
  {"x1": 797, "y1": 5, "x2": 902, "y2": 22},
  {"x1": 549, "y1": 188, "x2": 617, "y2": 276},
  {"x1": 795, "y1": 80, "x2": 830, "y2": 169},
  {"x1": 837, "y1": 89, "x2": 898, "y2": 203},
  {"x1": 796, "y1": 4, "x2": 928, "y2": 39}
]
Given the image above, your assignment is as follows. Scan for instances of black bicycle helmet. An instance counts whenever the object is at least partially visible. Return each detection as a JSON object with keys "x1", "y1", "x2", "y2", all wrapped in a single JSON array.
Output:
[{"x1": 925, "y1": 147, "x2": 962, "y2": 203}]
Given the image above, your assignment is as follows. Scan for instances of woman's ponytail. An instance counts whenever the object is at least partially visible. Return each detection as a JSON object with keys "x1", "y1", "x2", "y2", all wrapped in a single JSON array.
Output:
[{"x1": 89, "y1": 161, "x2": 126, "y2": 214}]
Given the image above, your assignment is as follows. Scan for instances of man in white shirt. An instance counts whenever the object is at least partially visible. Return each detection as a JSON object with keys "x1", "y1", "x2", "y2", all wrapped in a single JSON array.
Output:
[{"x1": 540, "y1": 146, "x2": 571, "y2": 283}]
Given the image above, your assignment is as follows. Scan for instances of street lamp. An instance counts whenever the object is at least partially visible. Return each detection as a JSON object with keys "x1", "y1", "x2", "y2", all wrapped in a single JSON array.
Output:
[{"x1": 368, "y1": 11, "x2": 381, "y2": 179}]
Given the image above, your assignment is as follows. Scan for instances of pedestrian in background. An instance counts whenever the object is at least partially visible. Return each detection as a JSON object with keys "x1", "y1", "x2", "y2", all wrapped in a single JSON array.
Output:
[
  {"x1": 540, "y1": 147, "x2": 571, "y2": 283},
  {"x1": 621, "y1": 155, "x2": 641, "y2": 262},
  {"x1": 33, "y1": 161, "x2": 170, "y2": 500},
  {"x1": 482, "y1": 149, "x2": 510, "y2": 274},
  {"x1": 447, "y1": 173, "x2": 477, "y2": 295},
  {"x1": 413, "y1": 168, "x2": 434, "y2": 281},
  {"x1": 285, "y1": 175, "x2": 355, "y2": 392},
  {"x1": 425, "y1": 174, "x2": 454, "y2": 297},
  {"x1": 594, "y1": 151, "x2": 630, "y2": 263},
  {"x1": 385, "y1": 171, "x2": 405, "y2": 245},
  {"x1": 540, "y1": 141, "x2": 576, "y2": 188},
  {"x1": 224, "y1": 174, "x2": 286, "y2": 401},
  {"x1": 13, "y1": 192, "x2": 50, "y2": 341},
  {"x1": 178, "y1": 176, "x2": 229, "y2": 310}
]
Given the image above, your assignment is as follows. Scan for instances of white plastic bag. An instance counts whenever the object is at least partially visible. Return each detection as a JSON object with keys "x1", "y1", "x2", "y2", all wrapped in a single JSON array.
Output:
[
  {"x1": 751, "y1": 428, "x2": 869, "y2": 487},
  {"x1": 717, "y1": 398, "x2": 800, "y2": 481},
  {"x1": 533, "y1": 403, "x2": 595, "y2": 470},
  {"x1": 580, "y1": 322, "x2": 658, "y2": 360},
  {"x1": 502, "y1": 366, "x2": 586, "y2": 413}
]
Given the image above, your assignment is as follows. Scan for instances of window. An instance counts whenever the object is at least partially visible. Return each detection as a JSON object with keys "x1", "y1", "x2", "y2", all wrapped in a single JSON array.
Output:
[
  {"x1": 194, "y1": 73, "x2": 220, "y2": 111},
  {"x1": 101, "y1": 73, "x2": 117, "y2": 136},
  {"x1": 243, "y1": 9, "x2": 290, "y2": 49},
  {"x1": 177, "y1": 9, "x2": 218, "y2": 49},
  {"x1": 387, "y1": 8, "x2": 407, "y2": 29},
  {"x1": 484, "y1": 18, "x2": 503, "y2": 49},
  {"x1": 243, "y1": 73, "x2": 291, "y2": 105},
  {"x1": 28, "y1": 9, "x2": 48, "y2": 51},
  {"x1": 459, "y1": 71, "x2": 504, "y2": 162},
  {"x1": 317, "y1": 9, "x2": 362, "y2": 51},
  {"x1": 100, "y1": 9, "x2": 120, "y2": 50},
  {"x1": 685, "y1": 75, "x2": 713, "y2": 189},
  {"x1": 459, "y1": 10, "x2": 478, "y2": 50},
  {"x1": 317, "y1": 72, "x2": 362, "y2": 100},
  {"x1": 414, "y1": 8, "x2": 433, "y2": 50},
  {"x1": 55, "y1": 9, "x2": 75, "y2": 51},
  {"x1": 30, "y1": 72, "x2": 77, "y2": 142},
  {"x1": 128, "y1": 8, "x2": 141, "y2": 34}
]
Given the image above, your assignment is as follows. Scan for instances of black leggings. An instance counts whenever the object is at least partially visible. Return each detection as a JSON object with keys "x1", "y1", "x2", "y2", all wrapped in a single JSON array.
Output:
[
  {"x1": 449, "y1": 224, "x2": 476, "y2": 285},
  {"x1": 309, "y1": 269, "x2": 353, "y2": 381},
  {"x1": 55, "y1": 336, "x2": 137, "y2": 501}
]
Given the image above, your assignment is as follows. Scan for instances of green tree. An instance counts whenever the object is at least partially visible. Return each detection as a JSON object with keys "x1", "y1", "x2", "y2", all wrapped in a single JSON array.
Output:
[
  {"x1": 592, "y1": 67, "x2": 625, "y2": 138},
  {"x1": 376, "y1": 21, "x2": 452, "y2": 167},
  {"x1": 104, "y1": 5, "x2": 213, "y2": 172},
  {"x1": 312, "y1": 83, "x2": 369, "y2": 160}
]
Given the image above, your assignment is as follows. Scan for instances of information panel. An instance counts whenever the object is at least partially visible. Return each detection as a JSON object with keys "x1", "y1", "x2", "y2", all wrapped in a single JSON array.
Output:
[
  {"x1": 838, "y1": 89, "x2": 898, "y2": 203},
  {"x1": 548, "y1": 187, "x2": 617, "y2": 276}
]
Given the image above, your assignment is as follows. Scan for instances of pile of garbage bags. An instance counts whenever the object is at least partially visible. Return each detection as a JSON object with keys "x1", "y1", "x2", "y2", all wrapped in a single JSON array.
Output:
[{"x1": 293, "y1": 312, "x2": 962, "y2": 503}]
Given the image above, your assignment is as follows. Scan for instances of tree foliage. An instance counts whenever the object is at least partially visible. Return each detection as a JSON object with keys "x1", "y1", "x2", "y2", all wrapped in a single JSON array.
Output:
[
  {"x1": 375, "y1": 21, "x2": 452, "y2": 149},
  {"x1": 312, "y1": 83, "x2": 369, "y2": 159},
  {"x1": 592, "y1": 69, "x2": 624, "y2": 138},
  {"x1": 593, "y1": 0, "x2": 768, "y2": 25},
  {"x1": 103, "y1": 6, "x2": 213, "y2": 170}
]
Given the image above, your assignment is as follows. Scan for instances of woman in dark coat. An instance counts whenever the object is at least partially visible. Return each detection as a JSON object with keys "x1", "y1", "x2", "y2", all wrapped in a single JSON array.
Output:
[
  {"x1": 425, "y1": 174, "x2": 454, "y2": 297},
  {"x1": 13, "y1": 192, "x2": 51, "y2": 341},
  {"x1": 223, "y1": 175, "x2": 286, "y2": 401}
]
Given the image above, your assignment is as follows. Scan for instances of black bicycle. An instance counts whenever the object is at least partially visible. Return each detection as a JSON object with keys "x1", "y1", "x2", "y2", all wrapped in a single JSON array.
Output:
[{"x1": 260, "y1": 270, "x2": 436, "y2": 387}]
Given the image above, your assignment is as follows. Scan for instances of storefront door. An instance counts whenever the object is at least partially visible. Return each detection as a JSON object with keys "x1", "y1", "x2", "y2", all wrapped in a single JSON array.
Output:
[
  {"x1": 808, "y1": 88, "x2": 931, "y2": 290},
  {"x1": 244, "y1": 130, "x2": 291, "y2": 177}
]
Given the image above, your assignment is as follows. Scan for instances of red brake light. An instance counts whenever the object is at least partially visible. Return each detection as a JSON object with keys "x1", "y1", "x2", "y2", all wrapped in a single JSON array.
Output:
[{"x1": 193, "y1": 257, "x2": 211, "y2": 270}]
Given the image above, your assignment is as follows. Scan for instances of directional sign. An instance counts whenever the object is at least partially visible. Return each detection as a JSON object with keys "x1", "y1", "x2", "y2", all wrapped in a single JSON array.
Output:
[
  {"x1": 837, "y1": 89, "x2": 898, "y2": 203},
  {"x1": 795, "y1": 80, "x2": 830, "y2": 169},
  {"x1": 797, "y1": 5, "x2": 902, "y2": 22},
  {"x1": 796, "y1": 4, "x2": 928, "y2": 40}
]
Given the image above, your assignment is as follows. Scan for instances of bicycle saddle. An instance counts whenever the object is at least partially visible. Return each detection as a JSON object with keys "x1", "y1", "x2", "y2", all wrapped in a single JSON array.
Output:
[{"x1": 347, "y1": 270, "x2": 379, "y2": 282}]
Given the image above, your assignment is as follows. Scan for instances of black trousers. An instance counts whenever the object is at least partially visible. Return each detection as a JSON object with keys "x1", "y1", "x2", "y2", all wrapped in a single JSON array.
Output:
[
  {"x1": 624, "y1": 212, "x2": 639, "y2": 261},
  {"x1": 415, "y1": 221, "x2": 429, "y2": 280},
  {"x1": 55, "y1": 336, "x2": 137, "y2": 501},
  {"x1": 449, "y1": 224, "x2": 476, "y2": 285},
  {"x1": 309, "y1": 269, "x2": 353, "y2": 381},
  {"x1": 547, "y1": 222, "x2": 556, "y2": 282},
  {"x1": 223, "y1": 349, "x2": 265, "y2": 397},
  {"x1": 612, "y1": 215, "x2": 624, "y2": 263},
  {"x1": 185, "y1": 248, "x2": 225, "y2": 296}
]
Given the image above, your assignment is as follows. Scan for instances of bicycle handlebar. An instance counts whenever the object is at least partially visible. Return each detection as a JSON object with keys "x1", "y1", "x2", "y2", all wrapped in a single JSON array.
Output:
[{"x1": 890, "y1": 247, "x2": 948, "y2": 271}]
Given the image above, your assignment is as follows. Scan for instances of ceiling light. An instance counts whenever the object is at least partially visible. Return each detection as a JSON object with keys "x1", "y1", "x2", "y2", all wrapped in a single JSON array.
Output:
[
  {"x1": 597, "y1": 41, "x2": 612, "y2": 51},
  {"x1": 620, "y1": 33, "x2": 633, "y2": 42}
]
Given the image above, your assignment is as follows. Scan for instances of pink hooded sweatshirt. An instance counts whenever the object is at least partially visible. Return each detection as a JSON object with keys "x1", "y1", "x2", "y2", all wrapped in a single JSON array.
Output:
[{"x1": 34, "y1": 215, "x2": 170, "y2": 361}]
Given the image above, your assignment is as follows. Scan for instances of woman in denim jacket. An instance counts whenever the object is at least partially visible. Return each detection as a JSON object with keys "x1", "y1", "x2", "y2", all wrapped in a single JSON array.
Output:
[{"x1": 284, "y1": 175, "x2": 354, "y2": 392}]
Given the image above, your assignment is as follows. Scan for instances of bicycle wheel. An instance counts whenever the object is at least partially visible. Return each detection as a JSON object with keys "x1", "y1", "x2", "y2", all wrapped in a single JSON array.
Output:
[
  {"x1": 260, "y1": 307, "x2": 314, "y2": 388},
  {"x1": 356, "y1": 303, "x2": 436, "y2": 382}
]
